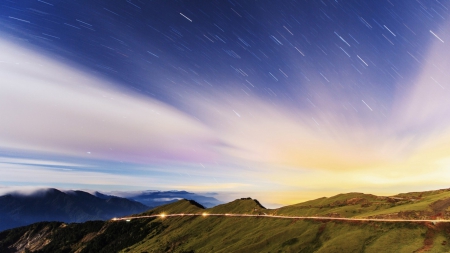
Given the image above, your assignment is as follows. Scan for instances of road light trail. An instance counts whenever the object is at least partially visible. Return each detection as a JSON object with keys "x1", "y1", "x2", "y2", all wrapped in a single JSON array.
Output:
[{"x1": 112, "y1": 213, "x2": 450, "y2": 223}]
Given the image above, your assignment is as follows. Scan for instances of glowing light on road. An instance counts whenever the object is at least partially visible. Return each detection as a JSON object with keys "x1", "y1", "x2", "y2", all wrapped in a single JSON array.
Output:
[{"x1": 111, "y1": 213, "x2": 450, "y2": 223}]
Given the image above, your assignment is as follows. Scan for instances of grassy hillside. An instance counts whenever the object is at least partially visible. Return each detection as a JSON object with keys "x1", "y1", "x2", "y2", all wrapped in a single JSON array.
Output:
[
  {"x1": 273, "y1": 189, "x2": 450, "y2": 220},
  {"x1": 108, "y1": 187, "x2": 450, "y2": 220},
  {"x1": 122, "y1": 215, "x2": 443, "y2": 253},
  {"x1": 2, "y1": 212, "x2": 450, "y2": 253},
  {"x1": 136, "y1": 199, "x2": 205, "y2": 216},
  {"x1": 208, "y1": 198, "x2": 266, "y2": 214},
  {"x1": 272, "y1": 193, "x2": 380, "y2": 218},
  {"x1": 2, "y1": 188, "x2": 450, "y2": 252}
]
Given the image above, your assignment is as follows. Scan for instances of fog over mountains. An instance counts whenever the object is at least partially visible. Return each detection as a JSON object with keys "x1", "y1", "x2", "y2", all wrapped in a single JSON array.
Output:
[
  {"x1": 99, "y1": 190, "x2": 223, "y2": 208},
  {"x1": 0, "y1": 188, "x2": 222, "y2": 231}
]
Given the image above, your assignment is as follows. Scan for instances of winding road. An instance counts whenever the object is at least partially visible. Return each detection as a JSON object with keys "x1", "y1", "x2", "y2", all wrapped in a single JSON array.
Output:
[{"x1": 112, "y1": 213, "x2": 450, "y2": 223}]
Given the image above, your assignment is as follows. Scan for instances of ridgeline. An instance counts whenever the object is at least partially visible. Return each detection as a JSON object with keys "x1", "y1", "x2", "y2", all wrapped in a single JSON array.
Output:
[{"x1": 2, "y1": 189, "x2": 450, "y2": 252}]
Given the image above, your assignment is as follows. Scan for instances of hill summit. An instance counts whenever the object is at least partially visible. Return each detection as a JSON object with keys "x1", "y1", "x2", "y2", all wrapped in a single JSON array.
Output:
[
  {"x1": 137, "y1": 199, "x2": 205, "y2": 216},
  {"x1": 209, "y1": 197, "x2": 266, "y2": 214}
]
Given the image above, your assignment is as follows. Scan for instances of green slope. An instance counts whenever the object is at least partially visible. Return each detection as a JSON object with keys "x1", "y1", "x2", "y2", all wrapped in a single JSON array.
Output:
[
  {"x1": 360, "y1": 190, "x2": 450, "y2": 219},
  {"x1": 273, "y1": 192, "x2": 380, "y2": 218},
  {"x1": 3, "y1": 214, "x2": 448, "y2": 253},
  {"x1": 135, "y1": 199, "x2": 205, "y2": 216},
  {"x1": 208, "y1": 198, "x2": 266, "y2": 214},
  {"x1": 273, "y1": 189, "x2": 450, "y2": 220}
]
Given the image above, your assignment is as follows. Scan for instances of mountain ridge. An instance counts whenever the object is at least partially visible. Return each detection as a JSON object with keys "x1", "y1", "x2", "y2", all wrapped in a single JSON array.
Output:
[
  {"x1": 2, "y1": 187, "x2": 450, "y2": 252},
  {"x1": 0, "y1": 188, "x2": 223, "y2": 231},
  {"x1": 0, "y1": 188, "x2": 149, "y2": 232}
]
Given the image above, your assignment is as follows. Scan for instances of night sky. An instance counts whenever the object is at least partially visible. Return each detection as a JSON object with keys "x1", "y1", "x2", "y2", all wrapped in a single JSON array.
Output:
[{"x1": 1, "y1": 0, "x2": 450, "y2": 206}]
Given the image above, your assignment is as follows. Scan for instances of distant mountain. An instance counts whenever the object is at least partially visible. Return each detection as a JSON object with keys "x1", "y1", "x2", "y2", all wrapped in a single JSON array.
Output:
[
  {"x1": 103, "y1": 190, "x2": 223, "y2": 208},
  {"x1": 92, "y1": 191, "x2": 113, "y2": 199},
  {"x1": 4, "y1": 188, "x2": 450, "y2": 252},
  {"x1": 0, "y1": 188, "x2": 149, "y2": 231}
]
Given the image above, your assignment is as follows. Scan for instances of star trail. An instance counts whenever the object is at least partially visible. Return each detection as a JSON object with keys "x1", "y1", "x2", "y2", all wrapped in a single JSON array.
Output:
[{"x1": 1, "y1": 0, "x2": 450, "y2": 206}]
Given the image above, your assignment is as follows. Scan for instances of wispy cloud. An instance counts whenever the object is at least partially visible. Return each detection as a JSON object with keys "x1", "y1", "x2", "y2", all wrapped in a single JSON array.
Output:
[
  {"x1": 0, "y1": 39, "x2": 219, "y2": 164},
  {"x1": 0, "y1": 157, "x2": 87, "y2": 167}
]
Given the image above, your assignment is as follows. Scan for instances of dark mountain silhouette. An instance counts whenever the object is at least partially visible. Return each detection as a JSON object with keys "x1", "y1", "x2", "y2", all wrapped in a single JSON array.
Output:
[{"x1": 0, "y1": 188, "x2": 149, "y2": 231}]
